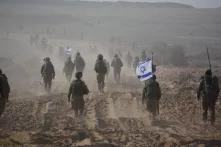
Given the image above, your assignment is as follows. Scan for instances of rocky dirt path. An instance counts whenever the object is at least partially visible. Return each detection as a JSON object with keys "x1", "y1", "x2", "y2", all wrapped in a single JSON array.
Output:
[{"x1": 1, "y1": 67, "x2": 221, "y2": 146}]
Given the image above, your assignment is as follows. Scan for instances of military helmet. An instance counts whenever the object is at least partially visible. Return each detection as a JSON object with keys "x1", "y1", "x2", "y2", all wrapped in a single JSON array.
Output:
[
  {"x1": 76, "y1": 52, "x2": 80, "y2": 56},
  {"x1": 205, "y1": 69, "x2": 212, "y2": 76},
  {"x1": 98, "y1": 54, "x2": 103, "y2": 60},
  {"x1": 75, "y1": 72, "x2": 83, "y2": 79}
]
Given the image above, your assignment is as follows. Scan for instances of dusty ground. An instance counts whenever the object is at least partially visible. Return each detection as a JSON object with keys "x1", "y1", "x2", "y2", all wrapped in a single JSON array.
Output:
[{"x1": 0, "y1": 66, "x2": 221, "y2": 147}]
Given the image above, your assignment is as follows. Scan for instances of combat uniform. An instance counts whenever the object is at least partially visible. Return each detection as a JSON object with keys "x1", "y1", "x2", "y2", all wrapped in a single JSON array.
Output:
[
  {"x1": 0, "y1": 71, "x2": 10, "y2": 117},
  {"x1": 68, "y1": 77, "x2": 89, "y2": 116},
  {"x1": 197, "y1": 70, "x2": 220, "y2": 125},
  {"x1": 142, "y1": 76, "x2": 161, "y2": 117},
  {"x1": 111, "y1": 55, "x2": 123, "y2": 83},
  {"x1": 63, "y1": 57, "x2": 74, "y2": 82},
  {"x1": 95, "y1": 56, "x2": 107, "y2": 93},
  {"x1": 74, "y1": 53, "x2": 85, "y2": 73},
  {"x1": 41, "y1": 58, "x2": 55, "y2": 92}
]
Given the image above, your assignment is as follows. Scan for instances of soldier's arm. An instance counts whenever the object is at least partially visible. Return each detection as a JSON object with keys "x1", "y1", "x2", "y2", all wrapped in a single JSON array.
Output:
[
  {"x1": 197, "y1": 78, "x2": 204, "y2": 100},
  {"x1": 68, "y1": 83, "x2": 73, "y2": 101},
  {"x1": 52, "y1": 64, "x2": 55, "y2": 79},
  {"x1": 41, "y1": 65, "x2": 44, "y2": 76},
  {"x1": 83, "y1": 82, "x2": 89, "y2": 95}
]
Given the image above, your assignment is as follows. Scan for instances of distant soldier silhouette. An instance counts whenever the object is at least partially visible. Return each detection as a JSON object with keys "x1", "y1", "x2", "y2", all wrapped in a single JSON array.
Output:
[
  {"x1": 142, "y1": 75, "x2": 161, "y2": 118},
  {"x1": 74, "y1": 52, "x2": 85, "y2": 73},
  {"x1": 95, "y1": 54, "x2": 108, "y2": 94},
  {"x1": 68, "y1": 72, "x2": 89, "y2": 117},
  {"x1": 40, "y1": 37, "x2": 48, "y2": 51},
  {"x1": 111, "y1": 54, "x2": 123, "y2": 83},
  {"x1": 141, "y1": 50, "x2": 147, "y2": 61},
  {"x1": 104, "y1": 58, "x2": 110, "y2": 79},
  {"x1": 63, "y1": 57, "x2": 74, "y2": 82},
  {"x1": 197, "y1": 69, "x2": 220, "y2": 125},
  {"x1": 133, "y1": 56, "x2": 140, "y2": 72},
  {"x1": 41, "y1": 57, "x2": 55, "y2": 93},
  {"x1": 0, "y1": 69, "x2": 10, "y2": 117},
  {"x1": 126, "y1": 51, "x2": 133, "y2": 68}
]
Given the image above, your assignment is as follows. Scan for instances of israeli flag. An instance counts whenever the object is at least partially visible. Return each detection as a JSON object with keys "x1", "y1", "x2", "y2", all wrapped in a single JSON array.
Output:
[
  {"x1": 65, "y1": 47, "x2": 72, "y2": 55},
  {"x1": 136, "y1": 59, "x2": 153, "y2": 81}
]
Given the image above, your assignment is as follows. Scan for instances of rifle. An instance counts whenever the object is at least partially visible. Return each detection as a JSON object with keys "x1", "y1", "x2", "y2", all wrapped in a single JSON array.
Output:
[{"x1": 206, "y1": 46, "x2": 212, "y2": 72}]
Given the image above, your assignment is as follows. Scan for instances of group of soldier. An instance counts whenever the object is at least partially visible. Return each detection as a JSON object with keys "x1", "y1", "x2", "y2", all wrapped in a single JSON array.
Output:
[{"x1": 0, "y1": 49, "x2": 220, "y2": 125}]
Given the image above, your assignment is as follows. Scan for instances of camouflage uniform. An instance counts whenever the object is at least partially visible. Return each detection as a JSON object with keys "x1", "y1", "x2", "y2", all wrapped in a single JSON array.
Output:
[
  {"x1": 142, "y1": 75, "x2": 161, "y2": 117},
  {"x1": 0, "y1": 69, "x2": 10, "y2": 117},
  {"x1": 126, "y1": 52, "x2": 133, "y2": 68},
  {"x1": 68, "y1": 72, "x2": 89, "y2": 116},
  {"x1": 74, "y1": 52, "x2": 85, "y2": 73},
  {"x1": 95, "y1": 55, "x2": 107, "y2": 93},
  {"x1": 197, "y1": 70, "x2": 220, "y2": 125},
  {"x1": 63, "y1": 57, "x2": 74, "y2": 82},
  {"x1": 111, "y1": 55, "x2": 123, "y2": 83},
  {"x1": 41, "y1": 58, "x2": 55, "y2": 92}
]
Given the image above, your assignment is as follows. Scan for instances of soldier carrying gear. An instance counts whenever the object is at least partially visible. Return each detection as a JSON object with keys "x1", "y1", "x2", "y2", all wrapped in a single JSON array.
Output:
[
  {"x1": 111, "y1": 54, "x2": 123, "y2": 83},
  {"x1": 95, "y1": 54, "x2": 108, "y2": 94},
  {"x1": 126, "y1": 51, "x2": 133, "y2": 68},
  {"x1": 103, "y1": 59, "x2": 110, "y2": 79},
  {"x1": 63, "y1": 57, "x2": 75, "y2": 82},
  {"x1": 74, "y1": 52, "x2": 85, "y2": 73},
  {"x1": 68, "y1": 72, "x2": 89, "y2": 117},
  {"x1": 133, "y1": 56, "x2": 140, "y2": 72},
  {"x1": 0, "y1": 69, "x2": 10, "y2": 117},
  {"x1": 142, "y1": 75, "x2": 161, "y2": 118},
  {"x1": 41, "y1": 57, "x2": 55, "y2": 93},
  {"x1": 197, "y1": 69, "x2": 220, "y2": 125}
]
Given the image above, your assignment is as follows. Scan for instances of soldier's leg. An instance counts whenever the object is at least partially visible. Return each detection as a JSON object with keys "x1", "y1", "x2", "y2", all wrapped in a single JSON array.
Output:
[
  {"x1": 113, "y1": 71, "x2": 117, "y2": 82},
  {"x1": 202, "y1": 100, "x2": 208, "y2": 122},
  {"x1": 71, "y1": 100, "x2": 78, "y2": 117},
  {"x1": 79, "y1": 100, "x2": 85, "y2": 116},
  {"x1": 48, "y1": 79, "x2": 52, "y2": 92},
  {"x1": 97, "y1": 75, "x2": 101, "y2": 92},
  {"x1": 0, "y1": 98, "x2": 6, "y2": 117},
  {"x1": 209, "y1": 102, "x2": 216, "y2": 125},
  {"x1": 101, "y1": 75, "x2": 105, "y2": 93}
]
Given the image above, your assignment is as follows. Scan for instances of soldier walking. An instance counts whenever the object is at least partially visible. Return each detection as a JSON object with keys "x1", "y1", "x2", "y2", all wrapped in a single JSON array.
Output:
[
  {"x1": 111, "y1": 54, "x2": 123, "y2": 83},
  {"x1": 197, "y1": 69, "x2": 220, "y2": 125},
  {"x1": 95, "y1": 54, "x2": 108, "y2": 94},
  {"x1": 0, "y1": 69, "x2": 10, "y2": 117},
  {"x1": 68, "y1": 72, "x2": 89, "y2": 117},
  {"x1": 142, "y1": 75, "x2": 161, "y2": 118},
  {"x1": 74, "y1": 52, "x2": 85, "y2": 73},
  {"x1": 63, "y1": 57, "x2": 75, "y2": 82},
  {"x1": 41, "y1": 57, "x2": 55, "y2": 93}
]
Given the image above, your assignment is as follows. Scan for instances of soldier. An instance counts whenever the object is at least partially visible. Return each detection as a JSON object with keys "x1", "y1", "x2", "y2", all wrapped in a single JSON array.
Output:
[
  {"x1": 142, "y1": 75, "x2": 161, "y2": 118},
  {"x1": 68, "y1": 72, "x2": 89, "y2": 117},
  {"x1": 133, "y1": 56, "x2": 140, "y2": 72},
  {"x1": 40, "y1": 37, "x2": 48, "y2": 51},
  {"x1": 74, "y1": 52, "x2": 85, "y2": 73},
  {"x1": 63, "y1": 57, "x2": 75, "y2": 82},
  {"x1": 111, "y1": 54, "x2": 123, "y2": 83},
  {"x1": 0, "y1": 69, "x2": 10, "y2": 117},
  {"x1": 141, "y1": 50, "x2": 147, "y2": 61},
  {"x1": 95, "y1": 54, "x2": 108, "y2": 94},
  {"x1": 197, "y1": 69, "x2": 220, "y2": 125},
  {"x1": 41, "y1": 57, "x2": 55, "y2": 93},
  {"x1": 126, "y1": 51, "x2": 133, "y2": 68},
  {"x1": 104, "y1": 58, "x2": 110, "y2": 79}
]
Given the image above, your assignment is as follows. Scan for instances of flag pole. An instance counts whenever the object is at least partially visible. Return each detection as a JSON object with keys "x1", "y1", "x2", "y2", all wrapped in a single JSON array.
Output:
[{"x1": 206, "y1": 46, "x2": 212, "y2": 71}]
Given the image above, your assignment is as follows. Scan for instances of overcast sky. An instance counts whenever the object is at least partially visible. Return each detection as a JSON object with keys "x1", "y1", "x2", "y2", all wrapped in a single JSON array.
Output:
[{"x1": 83, "y1": 0, "x2": 221, "y2": 8}]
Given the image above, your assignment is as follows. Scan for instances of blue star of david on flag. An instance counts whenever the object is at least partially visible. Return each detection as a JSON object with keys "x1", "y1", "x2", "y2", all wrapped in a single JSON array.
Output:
[{"x1": 136, "y1": 59, "x2": 153, "y2": 81}]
